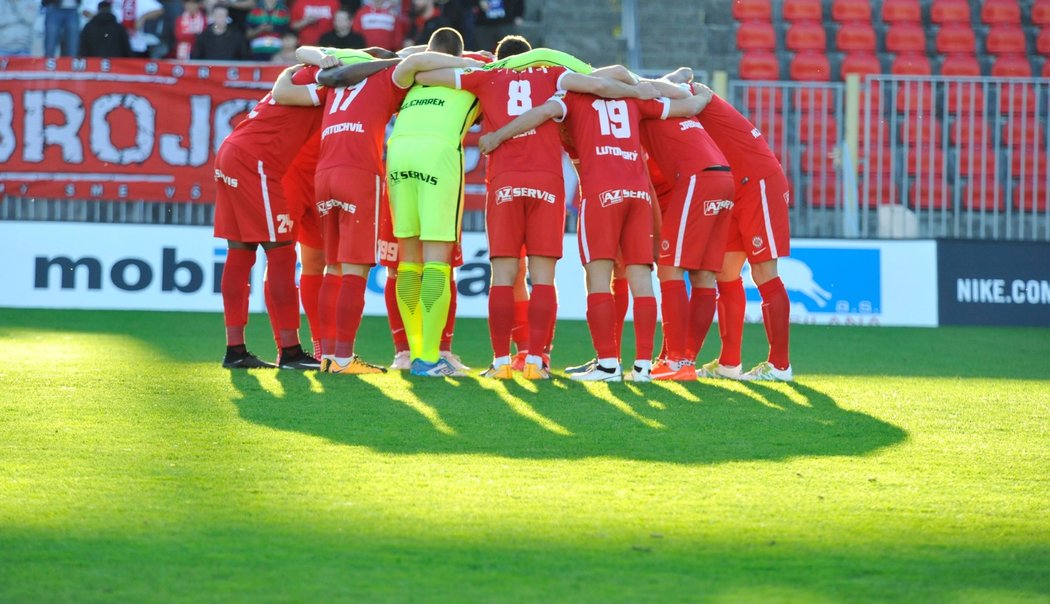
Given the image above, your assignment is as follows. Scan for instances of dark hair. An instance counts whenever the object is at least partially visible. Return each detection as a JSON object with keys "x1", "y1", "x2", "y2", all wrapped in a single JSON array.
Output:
[
  {"x1": 428, "y1": 27, "x2": 464, "y2": 56},
  {"x1": 495, "y1": 35, "x2": 531, "y2": 60},
  {"x1": 97, "y1": 1, "x2": 112, "y2": 11}
]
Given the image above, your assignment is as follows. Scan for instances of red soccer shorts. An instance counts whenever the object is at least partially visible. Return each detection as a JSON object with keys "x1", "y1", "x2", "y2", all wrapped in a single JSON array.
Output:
[
  {"x1": 213, "y1": 141, "x2": 294, "y2": 244},
  {"x1": 486, "y1": 170, "x2": 566, "y2": 259},
  {"x1": 283, "y1": 158, "x2": 323, "y2": 250},
  {"x1": 725, "y1": 170, "x2": 792, "y2": 263},
  {"x1": 657, "y1": 170, "x2": 736, "y2": 272},
  {"x1": 577, "y1": 185, "x2": 654, "y2": 266},
  {"x1": 377, "y1": 184, "x2": 399, "y2": 268},
  {"x1": 316, "y1": 166, "x2": 382, "y2": 266}
]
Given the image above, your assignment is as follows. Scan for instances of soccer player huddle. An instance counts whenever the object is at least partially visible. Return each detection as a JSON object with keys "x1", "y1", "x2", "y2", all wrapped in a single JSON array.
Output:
[{"x1": 212, "y1": 27, "x2": 795, "y2": 383}]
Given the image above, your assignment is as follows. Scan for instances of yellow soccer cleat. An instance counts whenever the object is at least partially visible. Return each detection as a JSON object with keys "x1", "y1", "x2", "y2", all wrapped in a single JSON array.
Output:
[
  {"x1": 522, "y1": 362, "x2": 551, "y2": 380},
  {"x1": 328, "y1": 355, "x2": 388, "y2": 375},
  {"x1": 480, "y1": 363, "x2": 515, "y2": 379}
]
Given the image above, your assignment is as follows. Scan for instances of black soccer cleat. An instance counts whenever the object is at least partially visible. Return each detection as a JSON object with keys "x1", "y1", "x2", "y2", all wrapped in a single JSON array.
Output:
[
  {"x1": 277, "y1": 345, "x2": 323, "y2": 370},
  {"x1": 223, "y1": 346, "x2": 277, "y2": 369}
]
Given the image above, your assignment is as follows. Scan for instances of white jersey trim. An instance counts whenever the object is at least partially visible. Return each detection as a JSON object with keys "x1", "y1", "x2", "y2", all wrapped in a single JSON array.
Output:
[
  {"x1": 579, "y1": 196, "x2": 591, "y2": 263},
  {"x1": 258, "y1": 160, "x2": 276, "y2": 242},
  {"x1": 307, "y1": 83, "x2": 320, "y2": 107},
  {"x1": 550, "y1": 95, "x2": 568, "y2": 123},
  {"x1": 760, "y1": 178, "x2": 779, "y2": 258},
  {"x1": 659, "y1": 97, "x2": 671, "y2": 120},
  {"x1": 674, "y1": 174, "x2": 696, "y2": 266},
  {"x1": 555, "y1": 69, "x2": 570, "y2": 92}
]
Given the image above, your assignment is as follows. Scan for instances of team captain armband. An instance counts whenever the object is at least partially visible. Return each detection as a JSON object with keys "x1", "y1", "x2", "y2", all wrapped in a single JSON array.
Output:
[{"x1": 486, "y1": 48, "x2": 593, "y2": 74}]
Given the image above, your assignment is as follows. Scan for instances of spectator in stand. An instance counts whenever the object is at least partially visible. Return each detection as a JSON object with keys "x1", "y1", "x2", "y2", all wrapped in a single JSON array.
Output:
[
  {"x1": 173, "y1": 0, "x2": 206, "y2": 59},
  {"x1": 438, "y1": 0, "x2": 475, "y2": 49},
  {"x1": 352, "y1": 0, "x2": 404, "y2": 51},
  {"x1": 341, "y1": 0, "x2": 360, "y2": 13},
  {"x1": 246, "y1": 0, "x2": 290, "y2": 60},
  {"x1": 0, "y1": 0, "x2": 38, "y2": 56},
  {"x1": 290, "y1": 0, "x2": 339, "y2": 46},
  {"x1": 474, "y1": 0, "x2": 521, "y2": 53},
  {"x1": 82, "y1": 0, "x2": 165, "y2": 56},
  {"x1": 43, "y1": 0, "x2": 83, "y2": 57},
  {"x1": 319, "y1": 9, "x2": 364, "y2": 49},
  {"x1": 271, "y1": 29, "x2": 298, "y2": 61},
  {"x1": 192, "y1": 4, "x2": 250, "y2": 59},
  {"x1": 78, "y1": 1, "x2": 133, "y2": 57},
  {"x1": 224, "y1": 0, "x2": 255, "y2": 33},
  {"x1": 403, "y1": 0, "x2": 448, "y2": 47}
]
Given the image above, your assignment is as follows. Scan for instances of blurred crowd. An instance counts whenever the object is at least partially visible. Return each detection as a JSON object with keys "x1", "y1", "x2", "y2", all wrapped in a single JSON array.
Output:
[{"x1": 0, "y1": 0, "x2": 524, "y2": 61}]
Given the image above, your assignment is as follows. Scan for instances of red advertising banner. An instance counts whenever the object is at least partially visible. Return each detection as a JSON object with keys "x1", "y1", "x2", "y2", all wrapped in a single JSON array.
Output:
[{"x1": 0, "y1": 57, "x2": 490, "y2": 210}]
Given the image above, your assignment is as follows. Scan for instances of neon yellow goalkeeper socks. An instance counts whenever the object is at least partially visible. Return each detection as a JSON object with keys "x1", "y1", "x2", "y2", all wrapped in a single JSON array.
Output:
[
  {"x1": 395, "y1": 262, "x2": 423, "y2": 360},
  {"x1": 419, "y1": 262, "x2": 452, "y2": 364}
]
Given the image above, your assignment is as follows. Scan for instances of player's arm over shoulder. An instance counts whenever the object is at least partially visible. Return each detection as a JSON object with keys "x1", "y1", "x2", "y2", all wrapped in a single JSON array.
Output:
[
  {"x1": 559, "y1": 71, "x2": 659, "y2": 100},
  {"x1": 478, "y1": 97, "x2": 565, "y2": 154},
  {"x1": 391, "y1": 52, "x2": 485, "y2": 89},
  {"x1": 317, "y1": 58, "x2": 401, "y2": 88},
  {"x1": 662, "y1": 83, "x2": 715, "y2": 118},
  {"x1": 271, "y1": 65, "x2": 321, "y2": 107}
]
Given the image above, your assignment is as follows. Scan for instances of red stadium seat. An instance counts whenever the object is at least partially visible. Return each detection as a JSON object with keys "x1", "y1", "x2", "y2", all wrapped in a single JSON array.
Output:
[
  {"x1": 733, "y1": 0, "x2": 772, "y2": 21},
  {"x1": 1035, "y1": 0, "x2": 1050, "y2": 26},
  {"x1": 793, "y1": 87, "x2": 834, "y2": 112},
  {"x1": 896, "y1": 82, "x2": 935, "y2": 113},
  {"x1": 1014, "y1": 184, "x2": 1050, "y2": 212},
  {"x1": 859, "y1": 117, "x2": 891, "y2": 148},
  {"x1": 836, "y1": 23, "x2": 877, "y2": 52},
  {"x1": 991, "y1": 54, "x2": 1033, "y2": 77},
  {"x1": 1044, "y1": 61, "x2": 1050, "y2": 77},
  {"x1": 882, "y1": 0, "x2": 921, "y2": 23},
  {"x1": 899, "y1": 114, "x2": 943, "y2": 145},
  {"x1": 807, "y1": 177, "x2": 839, "y2": 207},
  {"x1": 786, "y1": 21, "x2": 827, "y2": 51},
  {"x1": 999, "y1": 83, "x2": 1039, "y2": 114},
  {"x1": 861, "y1": 146, "x2": 895, "y2": 175},
  {"x1": 737, "y1": 21, "x2": 777, "y2": 50},
  {"x1": 841, "y1": 53, "x2": 882, "y2": 78},
  {"x1": 936, "y1": 24, "x2": 977, "y2": 55},
  {"x1": 907, "y1": 147, "x2": 947, "y2": 175},
  {"x1": 930, "y1": 0, "x2": 971, "y2": 24},
  {"x1": 739, "y1": 51, "x2": 780, "y2": 80},
  {"x1": 961, "y1": 181, "x2": 1007, "y2": 210},
  {"x1": 891, "y1": 53, "x2": 932, "y2": 76},
  {"x1": 799, "y1": 115, "x2": 839, "y2": 142},
  {"x1": 862, "y1": 176, "x2": 899, "y2": 206},
  {"x1": 1002, "y1": 118, "x2": 1047, "y2": 148},
  {"x1": 886, "y1": 23, "x2": 928, "y2": 53},
  {"x1": 1038, "y1": 29, "x2": 1050, "y2": 56},
  {"x1": 783, "y1": 0, "x2": 822, "y2": 22},
  {"x1": 910, "y1": 178, "x2": 952, "y2": 209},
  {"x1": 744, "y1": 87, "x2": 784, "y2": 113},
  {"x1": 831, "y1": 0, "x2": 871, "y2": 23},
  {"x1": 981, "y1": 0, "x2": 1021, "y2": 24},
  {"x1": 956, "y1": 145, "x2": 999, "y2": 178},
  {"x1": 790, "y1": 51, "x2": 831, "y2": 80},
  {"x1": 986, "y1": 26, "x2": 1028, "y2": 55},
  {"x1": 750, "y1": 112, "x2": 785, "y2": 144},
  {"x1": 941, "y1": 54, "x2": 981, "y2": 76},
  {"x1": 1010, "y1": 148, "x2": 1050, "y2": 177},
  {"x1": 945, "y1": 80, "x2": 986, "y2": 114},
  {"x1": 949, "y1": 118, "x2": 991, "y2": 146},
  {"x1": 801, "y1": 147, "x2": 837, "y2": 174}
]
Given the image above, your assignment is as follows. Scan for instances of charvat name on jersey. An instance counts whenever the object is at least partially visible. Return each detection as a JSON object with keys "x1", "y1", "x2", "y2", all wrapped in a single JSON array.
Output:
[
  {"x1": 316, "y1": 199, "x2": 357, "y2": 216},
  {"x1": 495, "y1": 186, "x2": 557, "y2": 205},
  {"x1": 214, "y1": 169, "x2": 238, "y2": 188},
  {"x1": 389, "y1": 170, "x2": 438, "y2": 185},
  {"x1": 703, "y1": 199, "x2": 734, "y2": 215},
  {"x1": 595, "y1": 146, "x2": 639, "y2": 161},
  {"x1": 599, "y1": 189, "x2": 649, "y2": 207},
  {"x1": 321, "y1": 122, "x2": 364, "y2": 138},
  {"x1": 680, "y1": 120, "x2": 703, "y2": 131},
  {"x1": 402, "y1": 98, "x2": 445, "y2": 109}
]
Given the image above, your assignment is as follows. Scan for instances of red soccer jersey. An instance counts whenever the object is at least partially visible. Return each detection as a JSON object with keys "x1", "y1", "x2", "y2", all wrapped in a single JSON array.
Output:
[
  {"x1": 696, "y1": 94, "x2": 782, "y2": 182},
  {"x1": 640, "y1": 116, "x2": 729, "y2": 180},
  {"x1": 316, "y1": 66, "x2": 408, "y2": 174},
  {"x1": 292, "y1": 0, "x2": 339, "y2": 45},
  {"x1": 352, "y1": 5, "x2": 405, "y2": 50},
  {"x1": 224, "y1": 66, "x2": 327, "y2": 177},
  {"x1": 554, "y1": 91, "x2": 670, "y2": 193},
  {"x1": 456, "y1": 66, "x2": 568, "y2": 177}
]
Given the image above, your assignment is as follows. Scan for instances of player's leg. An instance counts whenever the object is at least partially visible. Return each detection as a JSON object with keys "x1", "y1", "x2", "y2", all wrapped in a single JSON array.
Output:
[
  {"x1": 317, "y1": 262, "x2": 342, "y2": 370},
  {"x1": 687, "y1": 269, "x2": 718, "y2": 362},
  {"x1": 611, "y1": 261, "x2": 629, "y2": 361},
  {"x1": 327, "y1": 262, "x2": 385, "y2": 374},
  {"x1": 438, "y1": 246, "x2": 470, "y2": 372},
  {"x1": 417, "y1": 240, "x2": 456, "y2": 368},
  {"x1": 523, "y1": 255, "x2": 557, "y2": 378},
  {"x1": 377, "y1": 191, "x2": 410, "y2": 368},
  {"x1": 298, "y1": 244, "x2": 325, "y2": 358},
  {"x1": 697, "y1": 250, "x2": 748, "y2": 379},
  {"x1": 395, "y1": 237, "x2": 425, "y2": 362},
  {"x1": 572, "y1": 196, "x2": 624, "y2": 382},
  {"x1": 261, "y1": 240, "x2": 320, "y2": 369},
  {"x1": 654, "y1": 264, "x2": 689, "y2": 380},
  {"x1": 510, "y1": 258, "x2": 531, "y2": 367},
  {"x1": 483, "y1": 256, "x2": 520, "y2": 378},
  {"x1": 387, "y1": 140, "x2": 426, "y2": 365}
]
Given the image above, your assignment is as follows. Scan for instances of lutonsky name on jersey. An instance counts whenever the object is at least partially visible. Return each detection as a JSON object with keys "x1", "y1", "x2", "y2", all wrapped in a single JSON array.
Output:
[
  {"x1": 599, "y1": 188, "x2": 650, "y2": 207},
  {"x1": 495, "y1": 186, "x2": 557, "y2": 205},
  {"x1": 595, "y1": 145, "x2": 639, "y2": 162},
  {"x1": 389, "y1": 170, "x2": 438, "y2": 185}
]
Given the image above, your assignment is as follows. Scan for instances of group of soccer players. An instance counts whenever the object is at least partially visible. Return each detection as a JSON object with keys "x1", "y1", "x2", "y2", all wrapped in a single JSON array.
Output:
[{"x1": 212, "y1": 27, "x2": 795, "y2": 383}]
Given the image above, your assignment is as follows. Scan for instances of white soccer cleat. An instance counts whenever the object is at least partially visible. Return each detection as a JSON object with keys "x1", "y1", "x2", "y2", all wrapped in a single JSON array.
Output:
[
  {"x1": 626, "y1": 360, "x2": 652, "y2": 383},
  {"x1": 697, "y1": 359, "x2": 746, "y2": 380},
  {"x1": 570, "y1": 361, "x2": 622, "y2": 382},
  {"x1": 743, "y1": 361, "x2": 794, "y2": 382},
  {"x1": 440, "y1": 351, "x2": 471, "y2": 372},
  {"x1": 390, "y1": 350, "x2": 411, "y2": 370}
]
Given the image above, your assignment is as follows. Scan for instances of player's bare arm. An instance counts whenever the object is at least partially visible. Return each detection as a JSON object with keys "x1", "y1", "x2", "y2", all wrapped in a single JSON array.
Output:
[
  {"x1": 363, "y1": 47, "x2": 398, "y2": 59},
  {"x1": 397, "y1": 44, "x2": 427, "y2": 57},
  {"x1": 270, "y1": 65, "x2": 321, "y2": 107},
  {"x1": 412, "y1": 67, "x2": 458, "y2": 88},
  {"x1": 589, "y1": 64, "x2": 638, "y2": 84},
  {"x1": 391, "y1": 52, "x2": 485, "y2": 89},
  {"x1": 641, "y1": 77, "x2": 691, "y2": 100},
  {"x1": 663, "y1": 67, "x2": 694, "y2": 84},
  {"x1": 560, "y1": 72, "x2": 659, "y2": 100},
  {"x1": 478, "y1": 99, "x2": 563, "y2": 154},
  {"x1": 664, "y1": 85, "x2": 714, "y2": 118},
  {"x1": 317, "y1": 58, "x2": 402, "y2": 88},
  {"x1": 295, "y1": 46, "x2": 343, "y2": 68}
]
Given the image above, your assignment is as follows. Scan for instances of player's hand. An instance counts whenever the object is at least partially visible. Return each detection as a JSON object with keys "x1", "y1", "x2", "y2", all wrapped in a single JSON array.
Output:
[
  {"x1": 319, "y1": 54, "x2": 341, "y2": 69},
  {"x1": 478, "y1": 132, "x2": 501, "y2": 154},
  {"x1": 635, "y1": 81, "x2": 660, "y2": 100},
  {"x1": 476, "y1": 50, "x2": 496, "y2": 61},
  {"x1": 463, "y1": 57, "x2": 486, "y2": 69}
]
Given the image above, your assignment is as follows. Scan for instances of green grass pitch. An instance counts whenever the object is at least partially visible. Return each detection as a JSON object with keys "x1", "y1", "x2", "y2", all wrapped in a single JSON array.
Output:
[{"x1": 0, "y1": 308, "x2": 1048, "y2": 603}]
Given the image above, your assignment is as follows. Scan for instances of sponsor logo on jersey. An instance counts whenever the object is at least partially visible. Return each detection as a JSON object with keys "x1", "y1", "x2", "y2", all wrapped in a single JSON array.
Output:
[
  {"x1": 598, "y1": 188, "x2": 649, "y2": 207},
  {"x1": 703, "y1": 199, "x2": 734, "y2": 216},
  {"x1": 401, "y1": 97, "x2": 445, "y2": 109},
  {"x1": 389, "y1": 170, "x2": 438, "y2": 186},
  {"x1": 495, "y1": 186, "x2": 557, "y2": 205},
  {"x1": 316, "y1": 199, "x2": 358, "y2": 216},
  {"x1": 752, "y1": 236, "x2": 764, "y2": 248},
  {"x1": 214, "y1": 169, "x2": 238, "y2": 188},
  {"x1": 595, "y1": 145, "x2": 639, "y2": 161},
  {"x1": 750, "y1": 127, "x2": 762, "y2": 139},
  {"x1": 321, "y1": 122, "x2": 365, "y2": 139},
  {"x1": 679, "y1": 119, "x2": 704, "y2": 132}
]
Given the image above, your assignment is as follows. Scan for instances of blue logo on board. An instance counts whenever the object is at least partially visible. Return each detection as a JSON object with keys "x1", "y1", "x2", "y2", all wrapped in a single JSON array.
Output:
[{"x1": 743, "y1": 248, "x2": 881, "y2": 314}]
